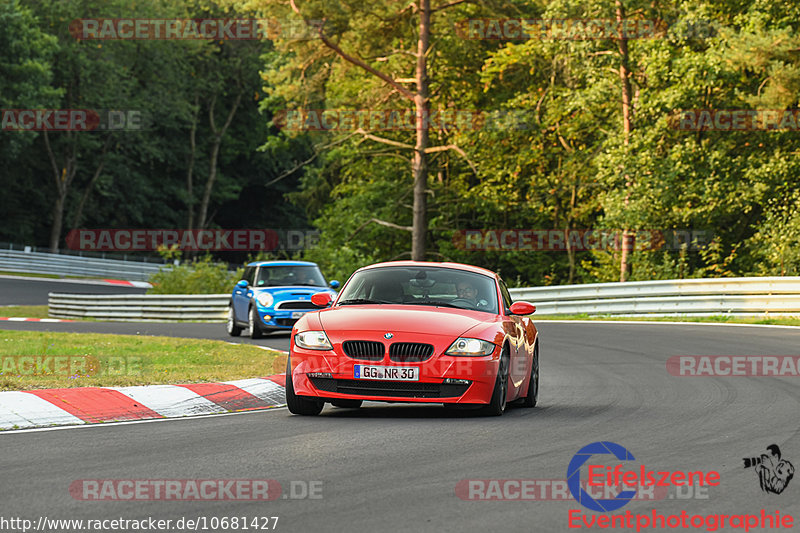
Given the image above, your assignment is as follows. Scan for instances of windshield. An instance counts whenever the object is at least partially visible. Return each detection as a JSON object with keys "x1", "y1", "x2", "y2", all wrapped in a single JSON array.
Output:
[
  {"x1": 254, "y1": 265, "x2": 327, "y2": 287},
  {"x1": 336, "y1": 266, "x2": 499, "y2": 313}
]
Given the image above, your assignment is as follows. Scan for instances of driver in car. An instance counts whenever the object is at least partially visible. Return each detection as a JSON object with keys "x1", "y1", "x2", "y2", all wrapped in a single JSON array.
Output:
[
  {"x1": 456, "y1": 281, "x2": 479, "y2": 302},
  {"x1": 455, "y1": 280, "x2": 490, "y2": 309}
]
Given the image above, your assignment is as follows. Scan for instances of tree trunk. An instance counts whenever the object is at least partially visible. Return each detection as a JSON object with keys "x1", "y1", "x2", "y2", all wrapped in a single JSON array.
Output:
[
  {"x1": 186, "y1": 94, "x2": 199, "y2": 230},
  {"x1": 44, "y1": 131, "x2": 77, "y2": 252},
  {"x1": 616, "y1": 0, "x2": 634, "y2": 282},
  {"x1": 412, "y1": 0, "x2": 431, "y2": 261},
  {"x1": 50, "y1": 192, "x2": 66, "y2": 252},
  {"x1": 566, "y1": 181, "x2": 578, "y2": 284},
  {"x1": 71, "y1": 136, "x2": 112, "y2": 230},
  {"x1": 196, "y1": 91, "x2": 242, "y2": 230}
]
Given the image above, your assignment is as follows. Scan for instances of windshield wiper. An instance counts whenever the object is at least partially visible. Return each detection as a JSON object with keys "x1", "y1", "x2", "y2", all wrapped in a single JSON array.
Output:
[
  {"x1": 337, "y1": 298, "x2": 394, "y2": 305},
  {"x1": 414, "y1": 300, "x2": 465, "y2": 309}
]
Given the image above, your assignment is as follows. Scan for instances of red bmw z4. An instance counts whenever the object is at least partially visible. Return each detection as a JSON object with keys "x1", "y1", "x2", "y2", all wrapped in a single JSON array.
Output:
[{"x1": 286, "y1": 261, "x2": 539, "y2": 416}]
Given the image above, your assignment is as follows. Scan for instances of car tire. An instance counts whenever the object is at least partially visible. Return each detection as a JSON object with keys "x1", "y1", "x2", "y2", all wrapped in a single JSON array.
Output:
[
  {"x1": 480, "y1": 350, "x2": 509, "y2": 417},
  {"x1": 285, "y1": 357, "x2": 323, "y2": 416},
  {"x1": 226, "y1": 307, "x2": 243, "y2": 337},
  {"x1": 249, "y1": 305, "x2": 264, "y2": 339},
  {"x1": 520, "y1": 340, "x2": 539, "y2": 408},
  {"x1": 330, "y1": 399, "x2": 363, "y2": 409}
]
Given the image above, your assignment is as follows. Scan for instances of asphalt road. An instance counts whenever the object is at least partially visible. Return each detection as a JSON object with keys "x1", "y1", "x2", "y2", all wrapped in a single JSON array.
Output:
[
  {"x1": 0, "y1": 276, "x2": 147, "y2": 305},
  {"x1": 3, "y1": 321, "x2": 800, "y2": 532}
]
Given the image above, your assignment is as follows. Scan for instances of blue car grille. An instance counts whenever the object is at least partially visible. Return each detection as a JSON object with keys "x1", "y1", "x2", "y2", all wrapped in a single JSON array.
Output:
[{"x1": 275, "y1": 301, "x2": 316, "y2": 310}]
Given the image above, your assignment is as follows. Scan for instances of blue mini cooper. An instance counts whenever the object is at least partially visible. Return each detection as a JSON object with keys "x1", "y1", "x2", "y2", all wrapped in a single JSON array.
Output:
[{"x1": 226, "y1": 261, "x2": 339, "y2": 338}]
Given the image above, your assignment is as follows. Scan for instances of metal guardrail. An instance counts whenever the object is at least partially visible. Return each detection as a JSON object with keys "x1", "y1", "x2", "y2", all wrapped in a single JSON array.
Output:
[
  {"x1": 47, "y1": 277, "x2": 800, "y2": 322},
  {"x1": 49, "y1": 293, "x2": 229, "y2": 322},
  {"x1": 509, "y1": 277, "x2": 800, "y2": 316},
  {"x1": 0, "y1": 248, "x2": 169, "y2": 281}
]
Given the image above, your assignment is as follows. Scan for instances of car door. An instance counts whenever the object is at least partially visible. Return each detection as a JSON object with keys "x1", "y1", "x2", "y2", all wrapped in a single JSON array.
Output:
[
  {"x1": 499, "y1": 278, "x2": 527, "y2": 391},
  {"x1": 233, "y1": 266, "x2": 256, "y2": 320}
]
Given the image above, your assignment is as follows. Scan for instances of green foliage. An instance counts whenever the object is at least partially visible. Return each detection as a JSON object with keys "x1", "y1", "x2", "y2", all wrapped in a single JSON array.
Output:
[
  {"x1": 4, "y1": 0, "x2": 800, "y2": 287},
  {"x1": 148, "y1": 257, "x2": 241, "y2": 294},
  {"x1": 748, "y1": 191, "x2": 800, "y2": 276}
]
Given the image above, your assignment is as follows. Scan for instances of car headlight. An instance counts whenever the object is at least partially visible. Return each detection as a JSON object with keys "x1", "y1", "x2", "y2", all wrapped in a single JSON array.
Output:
[
  {"x1": 294, "y1": 330, "x2": 333, "y2": 350},
  {"x1": 445, "y1": 338, "x2": 496, "y2": 356},
  {"x1": 256, "y1": 293, "x2": 274, "y2": 308}
]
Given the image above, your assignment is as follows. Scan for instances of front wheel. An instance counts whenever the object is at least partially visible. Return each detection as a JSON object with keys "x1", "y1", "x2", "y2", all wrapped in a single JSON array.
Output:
[
  {"x1": 249, "y1": 306, "x2": 264, "y2": 339},
  {"x1": 520, "y1": 340, "x2": 539, "y2": 408},
  {"x1": 285, "y1": 358, "x2": 323, "y2": 416},
  {"x1": 480, "y1": 352, "x2": 509, "y2": 416},
  {"x1": 226, "y1": 307, "x2": 243, "y2": 337}
]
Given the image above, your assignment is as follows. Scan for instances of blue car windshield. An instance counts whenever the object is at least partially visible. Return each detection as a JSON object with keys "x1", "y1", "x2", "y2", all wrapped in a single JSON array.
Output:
[{"x1": 255, "y1": 266, "x2": 327, "y2": 287}]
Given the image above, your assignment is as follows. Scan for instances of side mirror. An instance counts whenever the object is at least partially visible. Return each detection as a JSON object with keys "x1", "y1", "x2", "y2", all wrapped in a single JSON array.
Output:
[
  {"x1": 329, "y1": 280, "x2": 340, "y2": 289},
  {"x1": 311, "y1": 292, "x2": 333, "y2": 307},
  {"x1": 237, "y1": 280, "x2": 249, "y2": 288},
  {"x1": 509, "y1": 301, "x2": 536, "y2": 316}
]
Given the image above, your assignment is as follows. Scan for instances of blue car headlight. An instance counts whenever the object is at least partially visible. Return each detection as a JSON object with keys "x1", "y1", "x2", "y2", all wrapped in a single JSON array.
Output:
[{"x1": 256, "y1": 293, "x2": 274, "y2": 308}]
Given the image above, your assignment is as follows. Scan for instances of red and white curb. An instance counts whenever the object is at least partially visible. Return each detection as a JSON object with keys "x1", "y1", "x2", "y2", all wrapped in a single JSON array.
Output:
[
  {"x1": 0, "y1": 317, "x2": 74, "y2": 322},
  {"x1": 102, "y1": 279, "x2": 152, "y2": 288},
  {"x1": 0, "y1": 274, "x2": 151, "y2": 288},
  {"x1": 0, "y1": 375, "x2": 288, "y2": 430}
]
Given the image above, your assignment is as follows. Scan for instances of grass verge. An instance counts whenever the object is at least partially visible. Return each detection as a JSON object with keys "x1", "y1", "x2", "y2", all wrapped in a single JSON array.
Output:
[
  {"x1": 0, "y1": 329, "x2": 286, "y2": 391},
  {"x1": 0, "y1": 306, "x2": 50, "y2": 319},
  {"x1": 533, "y1": 314, "x2": 800, "y2": 326}
]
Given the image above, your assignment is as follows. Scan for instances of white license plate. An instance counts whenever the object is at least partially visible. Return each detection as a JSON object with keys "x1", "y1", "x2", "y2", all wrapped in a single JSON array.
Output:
[
  {"x1": 354, "y1": 365, "x2": 419, "y2": 381},
  {"x1": 291, "y1": 311, "x2": 307, "y2": 319}
]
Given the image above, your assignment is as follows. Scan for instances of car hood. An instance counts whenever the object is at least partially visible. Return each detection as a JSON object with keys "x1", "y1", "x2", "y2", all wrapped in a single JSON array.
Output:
[{"x1": 317, "y1": 305, "x2": 494, "y2": 339}]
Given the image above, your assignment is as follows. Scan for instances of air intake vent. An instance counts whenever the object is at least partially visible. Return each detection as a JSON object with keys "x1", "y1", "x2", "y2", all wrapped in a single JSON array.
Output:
[
  {"x1": 389, "y1": 343, "x2": 434, "y2": 362},
  {"x1": 342, "y1": 340, "x2": 385, "y2": 360}
]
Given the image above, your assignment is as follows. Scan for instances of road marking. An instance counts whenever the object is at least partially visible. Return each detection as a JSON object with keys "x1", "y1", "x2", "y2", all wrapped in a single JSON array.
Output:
[
  {"x1": 111, "y1": 384, "x2": 226, "y2": 417},
  {"x1": 0, "y1": 317, "x2": 74, "y2": 322},
  {"x1": 0, "y1": 391, "x2": 85, "y2": 429},
  {"x1": 1, "y1": 406, "x2": 287, "y2": 434},
  {"x1": 27, "y1": 387, "x2": 164, "y2": 423},
  {"x1": 534, "y1": 319, "x2": 800, "y2": 330}
]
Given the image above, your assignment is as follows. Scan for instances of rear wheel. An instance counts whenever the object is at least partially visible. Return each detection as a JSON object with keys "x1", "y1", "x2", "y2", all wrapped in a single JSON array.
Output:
[
  {"x1": 285, "y1": 358, "x2": 323, "y2": 416},
  {"x1": 226, "y1": 307, "x2": 243, "y2": 337},
  {"x1": 331, "y1": 399, "x2": 363, "y2": 409},
  {"x1": 480, "y1": 351, "x2": 509, "y2": 416},
  {"x1": 520, "y1": 340, "x2": 539, "y2": 408},
  {"x1": 249, "y1": 306, "x2": 264, "y2": 339}
]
